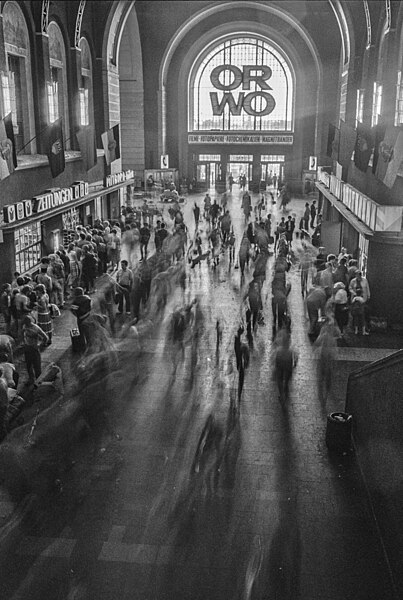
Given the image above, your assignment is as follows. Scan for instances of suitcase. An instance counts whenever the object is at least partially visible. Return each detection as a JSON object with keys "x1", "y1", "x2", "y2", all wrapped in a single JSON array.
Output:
[{"x1": 70, "y1": 328, "x2": 85, "y2": 352}]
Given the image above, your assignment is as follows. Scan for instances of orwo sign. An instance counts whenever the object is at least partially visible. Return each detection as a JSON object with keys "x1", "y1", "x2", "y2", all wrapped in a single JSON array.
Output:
[{"x1": 210, "y1": 65, "x2": 276, "y2": 117}]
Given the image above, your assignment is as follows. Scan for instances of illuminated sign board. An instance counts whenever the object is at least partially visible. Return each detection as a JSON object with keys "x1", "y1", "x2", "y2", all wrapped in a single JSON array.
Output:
[
  {"x1": 209, "y1": 65, "x2": 276, "y2": 117},
  {"x1": 188, "y1": 134, "x2": 293, "y2": 145}
]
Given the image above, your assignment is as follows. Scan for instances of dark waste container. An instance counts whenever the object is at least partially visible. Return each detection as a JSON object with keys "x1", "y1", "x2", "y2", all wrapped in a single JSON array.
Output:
[{"x1": 325, "y1": 412, "x2": 353, "y2": 453}]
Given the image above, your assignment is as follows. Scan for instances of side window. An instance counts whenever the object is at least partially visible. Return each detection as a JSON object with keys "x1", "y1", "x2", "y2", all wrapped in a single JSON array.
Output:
[{"x1": 1, "y1": 0, "x2": 35, "y2": 154}]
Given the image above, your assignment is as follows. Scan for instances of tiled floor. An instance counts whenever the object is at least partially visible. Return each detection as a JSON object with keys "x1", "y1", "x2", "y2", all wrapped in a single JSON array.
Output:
[{"x1": 0, "y1": 186, "x2": 401, "y2": 599}]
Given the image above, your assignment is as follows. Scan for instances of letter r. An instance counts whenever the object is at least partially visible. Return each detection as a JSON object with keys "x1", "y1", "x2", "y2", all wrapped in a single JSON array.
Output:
[{"x1": 242, "y1": 65, "x2": 272, "y2": 90}]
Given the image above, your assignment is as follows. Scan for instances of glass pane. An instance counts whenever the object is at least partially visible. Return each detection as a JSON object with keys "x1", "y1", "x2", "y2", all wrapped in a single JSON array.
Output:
[{"x1": 191, "y1": 36, "x2": 293, "y2": 132}]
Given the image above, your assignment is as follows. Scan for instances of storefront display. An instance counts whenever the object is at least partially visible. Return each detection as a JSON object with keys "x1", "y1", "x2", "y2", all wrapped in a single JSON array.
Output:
[{"x1": 0, "y1": 170, "x2": 134, "y2": 282}]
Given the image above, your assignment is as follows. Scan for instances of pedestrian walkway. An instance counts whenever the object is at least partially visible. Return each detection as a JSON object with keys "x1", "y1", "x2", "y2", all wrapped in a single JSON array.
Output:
[{"x1": 0, "y1": 186, "x2": 402, "y2": 600}]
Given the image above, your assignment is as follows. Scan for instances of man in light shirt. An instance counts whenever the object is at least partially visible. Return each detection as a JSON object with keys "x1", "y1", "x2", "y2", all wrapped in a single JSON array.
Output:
[{"x1": 116, "y1": 260, "x2": 133, "y2": 315}]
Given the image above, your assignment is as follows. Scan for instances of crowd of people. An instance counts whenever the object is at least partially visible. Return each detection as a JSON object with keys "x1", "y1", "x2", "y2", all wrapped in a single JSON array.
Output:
[{"x1": 0, "y1": 180, "x2": 372, "y2": 448}]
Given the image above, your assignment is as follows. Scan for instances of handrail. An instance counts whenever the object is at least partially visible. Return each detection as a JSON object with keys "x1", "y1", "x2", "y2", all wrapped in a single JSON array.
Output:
[{"x1": 348, "y1": 349, "x2": 403, "y2": 380}]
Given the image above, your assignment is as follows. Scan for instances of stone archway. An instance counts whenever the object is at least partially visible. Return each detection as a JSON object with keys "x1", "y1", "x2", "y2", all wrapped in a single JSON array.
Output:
[{"x1": 102, "y1": 0, "x2": 144, "y2": 172}]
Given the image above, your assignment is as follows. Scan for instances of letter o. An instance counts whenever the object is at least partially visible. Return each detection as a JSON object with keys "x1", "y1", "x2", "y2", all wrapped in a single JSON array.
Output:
[
  {"x1": 210, "y1": 65, "x2": 242, "y2": 91},
  {"x1": 243, "y1": 91, "x2": 276, "y2": 116}
]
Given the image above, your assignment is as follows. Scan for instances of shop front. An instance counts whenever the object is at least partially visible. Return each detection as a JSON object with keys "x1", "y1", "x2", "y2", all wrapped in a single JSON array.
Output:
[
  {"x1": 189, "y1": 141, "x2": 291, "y2": 194},
  {"x1": 0, "y1": 170, "x2": 134, "y2": 283}
]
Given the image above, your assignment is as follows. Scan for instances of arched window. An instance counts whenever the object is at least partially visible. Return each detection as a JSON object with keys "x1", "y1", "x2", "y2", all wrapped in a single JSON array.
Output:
[
  {"x1": 1, "y1": 0, "x2": 35, "y2": 153},
  {"x1": 48, "y1": 21, "x2": 70, "y2": 148},
  {"x1": 189, "y1": 35, "x2": 294, "y2": 132},
  {"x1": 78, "y1": 37, "x2": 93, "y2": 126}
]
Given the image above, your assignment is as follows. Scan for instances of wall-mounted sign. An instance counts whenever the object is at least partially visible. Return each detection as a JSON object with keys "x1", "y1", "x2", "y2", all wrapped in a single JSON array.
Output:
[
  {"x1": 309, "y1": 156, "x2": 317, "y2": 171},
  {"x1": 104, "y1": 169, "x2": 134, "y2": 188},
  {"x1": 161, "y1": 155, "x2": 169, "y2": 169},
  {"x1": 210, "y1": 65, "x2": 275, "y2": 117},
  {"x1": 33, "y1": 181, "x2": 89, "y2": 214},
  {"x1": 3, "y1": 181, "x2": 88, "y2": 224},
  {"x1": 3, "y1": 199, "x2": 33, "y2": 224},
  {"x1": 188, "y1": 134, "x2": 293, "y2": 145}
]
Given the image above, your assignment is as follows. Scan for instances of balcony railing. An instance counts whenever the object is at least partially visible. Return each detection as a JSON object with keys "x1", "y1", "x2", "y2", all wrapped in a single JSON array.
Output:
[{"x1": 317, "y1": 168, "x2": 403, "y2": 233}]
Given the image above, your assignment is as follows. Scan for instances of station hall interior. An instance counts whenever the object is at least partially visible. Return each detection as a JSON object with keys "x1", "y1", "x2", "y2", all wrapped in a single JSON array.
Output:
[{"x1": 1, "y1": 1, "x2": 403, "y2": 599}]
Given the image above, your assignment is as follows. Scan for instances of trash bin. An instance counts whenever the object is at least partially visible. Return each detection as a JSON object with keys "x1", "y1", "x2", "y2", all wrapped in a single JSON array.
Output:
[{"x1": 325, "y1": 412, "x2": 353, "y2": 453}]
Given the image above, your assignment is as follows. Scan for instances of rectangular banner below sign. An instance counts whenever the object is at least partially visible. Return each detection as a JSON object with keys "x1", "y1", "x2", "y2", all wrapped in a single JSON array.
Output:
[{"x1": 188, "y1": 134, "x2": 294, "y2": 145}]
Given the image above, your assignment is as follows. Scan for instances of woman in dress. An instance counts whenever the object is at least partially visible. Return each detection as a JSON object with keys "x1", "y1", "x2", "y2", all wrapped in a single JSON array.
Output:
[{"x1": 35, "y1": 284, "x2": 53, "y2": 345}]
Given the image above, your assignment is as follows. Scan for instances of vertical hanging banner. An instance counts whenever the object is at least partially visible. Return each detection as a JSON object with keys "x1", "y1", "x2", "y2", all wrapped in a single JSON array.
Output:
[
  {"x1": 0, "y1": 113, "x2": 16, "y2": 180},
  {"x1": 338, "y1": 120, "x2": 356, "y2": 170},
  {"x1": 101, "y1": 124, "x2": 120, "y2": 165},
  {"x1": 47, "y1": 117, "x2": 65, "y2": 178},
  {"x1": 353, "y1": 123, "x2": 373, "y2": 172},
  {"x1": 383, "y1": 129, "x2": 403, "y2": 188},
  {"x1": 375, "y1": 125, "x2": 400, "y2": 186},
  {"x1": 76, "y1": 124, "x2": 97, "y2": 171}
]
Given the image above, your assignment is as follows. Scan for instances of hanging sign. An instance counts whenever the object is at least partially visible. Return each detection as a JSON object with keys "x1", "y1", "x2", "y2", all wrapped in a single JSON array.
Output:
[
  {"x1": 161, "y1": 155, "x2": 169, "y2": 169},
  {"x1": 309, "y1": 156, "x2": 317, "y2": 171}
]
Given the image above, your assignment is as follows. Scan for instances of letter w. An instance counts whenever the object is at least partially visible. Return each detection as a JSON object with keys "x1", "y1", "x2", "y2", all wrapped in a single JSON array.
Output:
[{"x1": 210, "y1": 92, "x2": 244, "y2": 116}]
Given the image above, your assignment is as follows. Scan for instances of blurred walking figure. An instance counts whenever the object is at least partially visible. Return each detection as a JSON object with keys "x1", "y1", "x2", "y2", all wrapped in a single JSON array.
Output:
[
  {"x1": 315, "y1": 322, "x2": 337, "y2": 404},
  {"x1": 193, "y1": 202, "x2": 200, "y2": 228},
  {"x1": 272, "y1": 328, "x2": 298, "y2": 404},
  {"x1": 234, "y1": 326, "x2": 250, "y2": 402},
  {"x1": 238, "y1": 232, "x2": 251, "y2": 278},
  {"x1": 191, "y1": 413, "x2": 224, "y2": 496}
]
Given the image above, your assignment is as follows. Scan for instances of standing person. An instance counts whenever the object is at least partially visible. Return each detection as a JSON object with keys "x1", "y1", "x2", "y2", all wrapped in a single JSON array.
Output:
[
  {"x1": 272, "y1": 328, "x2": 298, "y2": 403},
  {"x1": 107, "y1": 229, "x2": 121, "y2": 269},
  {"x1": 349, "y1": 270, "x2": 370, "y2": 335},
  {"x1": 139, "y1": 222, "x2": 151, "y2": 261},
  {"x1": 35, "y1": 284, "x2": 53, "y2": 345},
  {"x1": 70, "y1": 287, "x2": 92, "y2": 349},
  {"x1": 320, "y1": 262, "x2": 335, "y2": 299},
  {"x1": 22, "y1": 315, "x2": 48, "y2": 383},
  {"x1": 48, "y1": 255, "x2": 65, "y2": 308},
  {"x1": 285, "y1": 215, "x2": 295, "y2": 246},
  {"x1": 220, "y1": 210, "x2": 231, "y2": 244},
  {"x1": 303, "y1": 202, "x2": 310, "y2": 231},
  {"x1": 209, "y1": 199, "x2": 221, "y2": 227},
  {"x1": 193, "y1": 202, "x2": 200, "y2": 229},
  {"x1": 310, "y1": 200, "x2": 317, "y2": 228},
  {"x1": 67, "y1": 243, "x2": 80, "y2": 292},
  {"x1": 242, "y1": 190, "x2": 252, "y2": 222},
  {"x1": 228, "y1": 173, "x2": 234, "y2": 192},
  {"x1": 35, "y1": 266, "x2": 53, "y2": 297},
  {"x1": 0, "y1": 284, "x2": 12, "y2": 335},
  {"x1": 116, "y1": 260, "x2": 133, "y2": 315},
  {"x1": 333, "y1": 282, "x2": 349, "y2": 336},
  {"x1": 306, "y1": 284, "x2": 327, "y2": 336},
  {"x1": 272, "y1": 173, "x2": 278, "y2": 190},
  {"x1": 80, "y1": 245, "x2": 98, "y2": 294},
  {"x1": 203, "y1": 193, "x2": 211, "y2": 219}
]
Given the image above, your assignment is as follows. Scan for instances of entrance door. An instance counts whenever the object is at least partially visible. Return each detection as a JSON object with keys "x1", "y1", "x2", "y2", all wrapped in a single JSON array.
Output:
[
  {"x1": 227, "y1": 161, "x2": 253, "y2": 189},
  {"x1": 261, "y1": 162, "x2": 284, "y2": 186}
]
